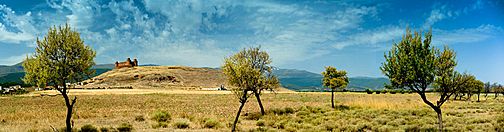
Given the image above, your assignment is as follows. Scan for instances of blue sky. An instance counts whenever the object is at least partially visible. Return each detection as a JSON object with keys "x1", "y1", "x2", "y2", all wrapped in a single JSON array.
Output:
[{"x1": 0, "y1": 0, "x2": 503, "y2": 83}]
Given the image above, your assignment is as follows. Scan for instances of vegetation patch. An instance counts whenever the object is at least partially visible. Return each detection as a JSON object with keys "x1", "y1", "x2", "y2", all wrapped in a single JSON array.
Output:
[
  {"x1": 117, "y1": 123, "x2": 133, "y2": 132},
  {"x1": 79, "y1": 124, "x2": 98, "y2": 132},
  {"x1": 173, "y1": 118, "x2": 190, "y2": 129}
]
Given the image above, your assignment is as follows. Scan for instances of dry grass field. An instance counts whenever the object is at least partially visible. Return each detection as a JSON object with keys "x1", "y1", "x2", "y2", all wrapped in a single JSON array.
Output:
[{"x1": 1, "y1": 92, "x2": 503, "y2": 131}]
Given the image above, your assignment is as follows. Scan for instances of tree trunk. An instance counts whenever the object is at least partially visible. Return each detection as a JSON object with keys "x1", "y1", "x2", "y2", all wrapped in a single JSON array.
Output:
[
  {"x1": 254, "y1": 91, "x2": 265, "y2": 115},
  {"x1": 436, "y1": 109, "x2": 443, "y2": 132},
  {"x1": 418, "y1": 92, "x2": 443, "y2": 132},
  {"x1": 495, "y1": 91, "x2": 498, "y2": 99},
  {"x1": 63, "y1": 94, "x2": 73, "y2": 132},
  {"x1": 61, "y1": 84, "x2": 76, "y2": 132},
  {"x1": 231, "y1": 101, "x2": 246, "y2": 132},
  {"x1": 477, "y1": 93, "x2": 480, "y2": 102},
  {"x1": 331, "y1": 89, "x2": 335, "y2": 108}
]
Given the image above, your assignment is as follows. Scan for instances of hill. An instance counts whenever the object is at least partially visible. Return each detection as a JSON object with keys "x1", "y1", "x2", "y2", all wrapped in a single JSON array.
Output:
[{"x1": 79, "y1": 66, "x2": 229, "y2": 90}]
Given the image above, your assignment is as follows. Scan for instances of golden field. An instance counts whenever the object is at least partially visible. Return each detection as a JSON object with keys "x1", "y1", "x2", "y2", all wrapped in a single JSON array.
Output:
[{"x1": 0, "y1": 91, "x2": 503, "y2": 131}]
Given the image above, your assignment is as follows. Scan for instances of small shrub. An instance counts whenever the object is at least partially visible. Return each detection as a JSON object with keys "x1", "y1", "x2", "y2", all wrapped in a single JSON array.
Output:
[
  {"x1": 244, "y1": 112, "x2": 262, "y2": 120},
  {"x1": 99, "y1": 127, "x2": 113, "y2": 132},
  {"x1": 375, "y1": 91, "x2": 381, "y2": 94},
  {"x1": 256, "y1": 120, "x2": 265, "y2": 126},
  {"x1": 400, "y1": 90, "x2": 405, "y2": 94},
  {"x1": 203, "y1": 118, "x2": 221, "y2": 128},
  {"x1": 335, "y1": 105, "x2": 350, "y2": 110},
  {"x1": 151, "y1": 110, "x2": 171, "y2": 122},
  {"x1": 365, "y1": 89, "x2": 373, "y2": 94},
  {"x1": 390, "y1": 90, "x2": 397, "y2": 94},
  {"x1": 134, "y1": 115, "x2": 145, "y2": 122},
  {"x1": 117, "y1": 123, "x2": 133, "y2": 132},
  {"x1": 284, "y1": 107, "x2": 295, "y2": 114},
  {"x1": 79, "y1": 124, "x2": 98, "y2": 132},
  {"x1": 381, "y1": 90, "x2": 388, "y2": 94},
  {"x1": 173, "y1": 118, "x2": 190, "y2": 129}
]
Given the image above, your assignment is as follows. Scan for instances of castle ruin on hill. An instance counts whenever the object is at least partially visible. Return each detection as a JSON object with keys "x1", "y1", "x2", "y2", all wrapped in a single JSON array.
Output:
[{"x1": 115, "y1": 58, "x2": 138, "y2": 69}]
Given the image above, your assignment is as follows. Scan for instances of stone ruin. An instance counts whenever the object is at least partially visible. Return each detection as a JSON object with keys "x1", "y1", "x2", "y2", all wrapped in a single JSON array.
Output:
[{"x1": 115, "y1": 58, "x2": 138, "y2": 69}]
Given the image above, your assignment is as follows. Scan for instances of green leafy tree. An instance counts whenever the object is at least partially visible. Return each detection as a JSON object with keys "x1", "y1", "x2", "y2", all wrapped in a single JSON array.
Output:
[
  {"x1": 380, "y1": 28, "x2": 472, "y2": 131},
  {"x1": 484, "y1": 82, "x2": 491, "y2": 99},
  {"x1": 492, "y1": 83, "x2": 500, "y2": 99},
  {"x1": 321, "y1": 66, "x2": 349, "y2": 108},
  {"x1": 23, "y1": 24, "x2": 96, "y2": 132},
  {"x1": 472, "y1": 79, "x2": 485, "y2": 102},
  {"x1": 495, "y1": 84, "x2": 504, "y2": 98},
  {"x1": 222, "y1": 47, "x2": 279, "y2": 132}
]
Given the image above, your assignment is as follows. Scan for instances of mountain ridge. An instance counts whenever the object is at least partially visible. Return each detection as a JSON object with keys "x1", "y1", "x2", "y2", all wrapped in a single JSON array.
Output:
[{"x1": 0, "y1": 62, "x2": 390, "y2": 91}]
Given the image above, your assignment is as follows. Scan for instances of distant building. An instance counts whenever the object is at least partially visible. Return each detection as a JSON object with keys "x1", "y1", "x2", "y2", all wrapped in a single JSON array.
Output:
[
  {"x1": 115, "y1": 58, "x2": 138, "y2": 69},
  {"x1": 201, "y1": 85, "x2": 227, "y2": 91},
  {"x1": 9, "y1": 85, "x2": 21, "y2": 89}
]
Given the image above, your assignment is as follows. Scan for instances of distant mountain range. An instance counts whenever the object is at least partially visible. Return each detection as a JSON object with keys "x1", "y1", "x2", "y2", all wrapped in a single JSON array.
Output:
[
  {"x1": 0, "y1": 62, "x2": 389, "y2": 91},
  {"x1": 0, "y1": 62, "x2": 114, "y2": 84},
  {"x1": 273, "y1": 69, "x2": 389, "y2": 91}
]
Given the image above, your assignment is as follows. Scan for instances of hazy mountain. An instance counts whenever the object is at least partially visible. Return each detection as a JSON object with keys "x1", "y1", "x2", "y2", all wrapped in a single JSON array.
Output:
[
  {"x1": 0, "y1": 62, "x2": 24, "y2": 75},
  {"x1": 0, "y1": 63, "x2": 115, "y2": 84},
  {"x1": 273, "y1": 69, "x2": 389, "y2": 91}
]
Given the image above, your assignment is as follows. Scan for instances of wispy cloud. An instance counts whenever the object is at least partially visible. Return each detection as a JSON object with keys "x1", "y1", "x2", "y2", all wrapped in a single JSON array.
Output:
[
  {"x1": 0, "y1": 53, "x2": 29, "y2": 65},
  {"x1": 433, "y1": 24, "x2": 503, "y2": 45},
  {"x1": 332, "y1": 26, "x2": 404, "y2": 50},
  {"x1": 423, "y1": 0, "x2": 484, "y2": 28}
]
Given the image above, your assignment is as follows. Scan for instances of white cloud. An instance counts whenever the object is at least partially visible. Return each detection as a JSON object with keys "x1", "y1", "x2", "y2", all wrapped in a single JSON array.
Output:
[
  {"x1": 0, "y1": 5, "x2": 37, "y2": 44},
  {"x1": 332, "y1": 26, "x2": 404, "y2": 49},
  {"x1": 0, "y1": 53, "x2": 29, "y2": 65},
  {"x1": 433, "y1": 24, "x2": 503, "y2": 45},
  {"x1": 423, "y1": 0, "x2": 484, "y2": 28},
  {"x1": 0, "y1": 23, "x2": 35, "y2": 43}
]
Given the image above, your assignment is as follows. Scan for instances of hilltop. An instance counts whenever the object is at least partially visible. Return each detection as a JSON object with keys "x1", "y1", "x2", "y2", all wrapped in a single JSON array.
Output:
[{"x1": 79, "y1": 66, "x2": 226, "y2": 90}]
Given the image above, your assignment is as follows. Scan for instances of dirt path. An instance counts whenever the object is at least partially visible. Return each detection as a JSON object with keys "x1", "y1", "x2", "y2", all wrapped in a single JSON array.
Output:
[{"x1": 18, "y1": 89, "x2": 294, "y2": 97}]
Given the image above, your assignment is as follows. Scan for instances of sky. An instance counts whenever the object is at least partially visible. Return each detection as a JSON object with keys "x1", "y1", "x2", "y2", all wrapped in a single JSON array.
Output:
[{"x1": 0, "y1": 0, "x2": 503, "y2": 83}]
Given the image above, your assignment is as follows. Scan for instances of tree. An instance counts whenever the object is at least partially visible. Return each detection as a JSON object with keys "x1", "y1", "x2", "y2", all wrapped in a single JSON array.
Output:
[
  {"x1": 380, "y1": 28, "x2": 470, "y2": 131},
  {"x1": 484, "y1": 82, "x2": 491, "y2": 99},
  {"x1": 23, "y1": 24, "x2": 96, "y2": 132},
  {"x1": 496, "y1": 84, "x2": 504, "y2": 98},
  {"x1": 492, "y1": 83, "x2": 500, "y2": 99},
  {"x1": 321, "y1": 66, "x2": 349, "y2": 108},
  {"x1": 454, "y1": 75, "x2": 484, "y2": 101},
  {"x1": 222, "y1": 47, "x2": 279, "y2": 132},
  {"x1": 472, "y1": 79, "x2": 484, "y2": 102}
]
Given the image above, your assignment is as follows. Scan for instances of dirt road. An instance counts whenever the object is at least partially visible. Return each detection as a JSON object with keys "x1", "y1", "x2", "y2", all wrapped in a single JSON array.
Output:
[{"x1": 20, "y1": 89, "x2": 294, "y2": 97}]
